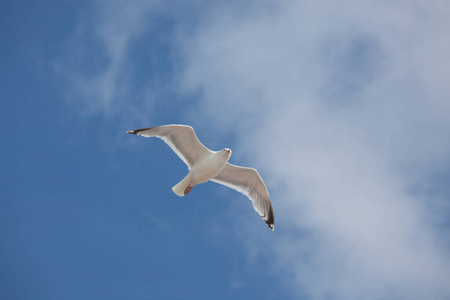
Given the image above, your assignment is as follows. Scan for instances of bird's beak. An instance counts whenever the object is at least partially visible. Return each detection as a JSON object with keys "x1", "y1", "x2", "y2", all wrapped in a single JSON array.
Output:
[{"x1": 227, "y1": 149, "x2": 232, "y2": 154}]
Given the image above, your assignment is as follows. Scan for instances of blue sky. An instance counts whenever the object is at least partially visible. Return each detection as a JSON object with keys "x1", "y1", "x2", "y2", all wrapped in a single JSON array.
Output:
[{"x1": 2, "y1": 0, "x2": 450, "y2": 299}]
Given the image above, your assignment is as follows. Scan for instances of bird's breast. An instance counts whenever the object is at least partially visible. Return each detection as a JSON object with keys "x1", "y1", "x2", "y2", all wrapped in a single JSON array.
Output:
[{"x1": 191, "y1": 153, "x2": 229, "y2": 184}]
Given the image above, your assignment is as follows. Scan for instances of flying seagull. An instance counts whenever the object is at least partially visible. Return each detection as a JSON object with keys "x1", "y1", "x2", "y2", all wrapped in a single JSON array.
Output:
[{"x1": 126, "y1": 124, "x2": 275, "y2": 230}]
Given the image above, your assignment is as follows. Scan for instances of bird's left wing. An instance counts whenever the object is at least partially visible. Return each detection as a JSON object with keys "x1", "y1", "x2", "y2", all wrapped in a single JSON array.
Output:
[
  {"x1": 126, "y1": 125, "x2": 212, "y2": 169},
  {"x1": 211, "y1": 163, "x2": 275, "y2": 230}
]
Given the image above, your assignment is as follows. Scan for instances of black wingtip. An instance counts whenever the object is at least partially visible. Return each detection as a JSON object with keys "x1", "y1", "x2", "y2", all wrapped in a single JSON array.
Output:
[
  {"x1": 266, "y1": 207, "x2": 275, "y2": 231},
  {"x1": 126, "y1": 127, "x2": 155, "y2": 135}
]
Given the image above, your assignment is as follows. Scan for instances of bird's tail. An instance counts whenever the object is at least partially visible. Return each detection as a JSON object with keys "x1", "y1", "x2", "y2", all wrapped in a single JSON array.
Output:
[{"x1": 172, "y1": 175, "x2": 194, "y2": 197}]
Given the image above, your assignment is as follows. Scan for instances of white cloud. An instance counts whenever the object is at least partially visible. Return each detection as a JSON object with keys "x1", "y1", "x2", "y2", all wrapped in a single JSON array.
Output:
[{"x1": 178, "y1": 0, "x2": 450, "y2": 299}]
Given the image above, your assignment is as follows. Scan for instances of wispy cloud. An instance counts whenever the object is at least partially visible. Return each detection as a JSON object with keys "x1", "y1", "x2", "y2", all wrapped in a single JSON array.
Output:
[{"x1": 54, "y1": 0, "x2": 168, "y2": 122}]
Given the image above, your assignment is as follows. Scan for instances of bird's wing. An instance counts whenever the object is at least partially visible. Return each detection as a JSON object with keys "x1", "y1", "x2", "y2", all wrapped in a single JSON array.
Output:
[
  {"x1": 126, "y1": 125, "x2": 213, "y2": 169},
  {"x1": 211, "y1": 163, "x2": 275, "y2": 230}
]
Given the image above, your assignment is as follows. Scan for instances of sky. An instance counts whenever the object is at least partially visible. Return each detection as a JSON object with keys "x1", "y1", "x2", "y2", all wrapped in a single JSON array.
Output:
[{"x1": 1, "y1": 0, "x2": 450, "y2": 299}]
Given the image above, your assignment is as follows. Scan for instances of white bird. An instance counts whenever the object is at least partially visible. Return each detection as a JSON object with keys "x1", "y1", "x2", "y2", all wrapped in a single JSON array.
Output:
[{"x1": 126, "y1": 124, "x2": 275, "y2": 230}]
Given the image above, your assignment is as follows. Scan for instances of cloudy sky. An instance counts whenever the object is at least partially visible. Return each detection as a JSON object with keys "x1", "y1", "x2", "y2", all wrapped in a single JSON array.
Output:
[{"x1": 2, "y1": 0, "x2": 450, "y2": 299}]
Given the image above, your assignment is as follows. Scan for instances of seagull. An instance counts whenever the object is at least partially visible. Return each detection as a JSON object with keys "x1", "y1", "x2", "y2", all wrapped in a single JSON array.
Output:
[{"x1": 126, "y1": 124, "x2": 275, "y2": 230}]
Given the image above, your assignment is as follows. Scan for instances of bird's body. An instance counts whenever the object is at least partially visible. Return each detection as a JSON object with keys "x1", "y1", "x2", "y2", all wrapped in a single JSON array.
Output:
[
  {"x1": 172, "y1": 150, "x2": 231, "y2": 196},
  {"x1": 127, "y1": 124, "x2": 275, "y2": 230}
]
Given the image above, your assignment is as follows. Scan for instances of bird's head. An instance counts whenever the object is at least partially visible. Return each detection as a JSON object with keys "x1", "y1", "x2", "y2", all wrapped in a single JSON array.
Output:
[{"x1": 222, "y1": 148, "x2": 232, "y2": 155}]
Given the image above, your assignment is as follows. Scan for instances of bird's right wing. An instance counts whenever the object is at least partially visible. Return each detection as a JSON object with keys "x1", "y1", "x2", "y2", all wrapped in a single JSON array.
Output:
[
  {"x1": 126, "y1": 125, "x2": 212, "y2": 169},
  {"x1": 211, "y1": 163, "x2": 275, "y2": 230}
]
